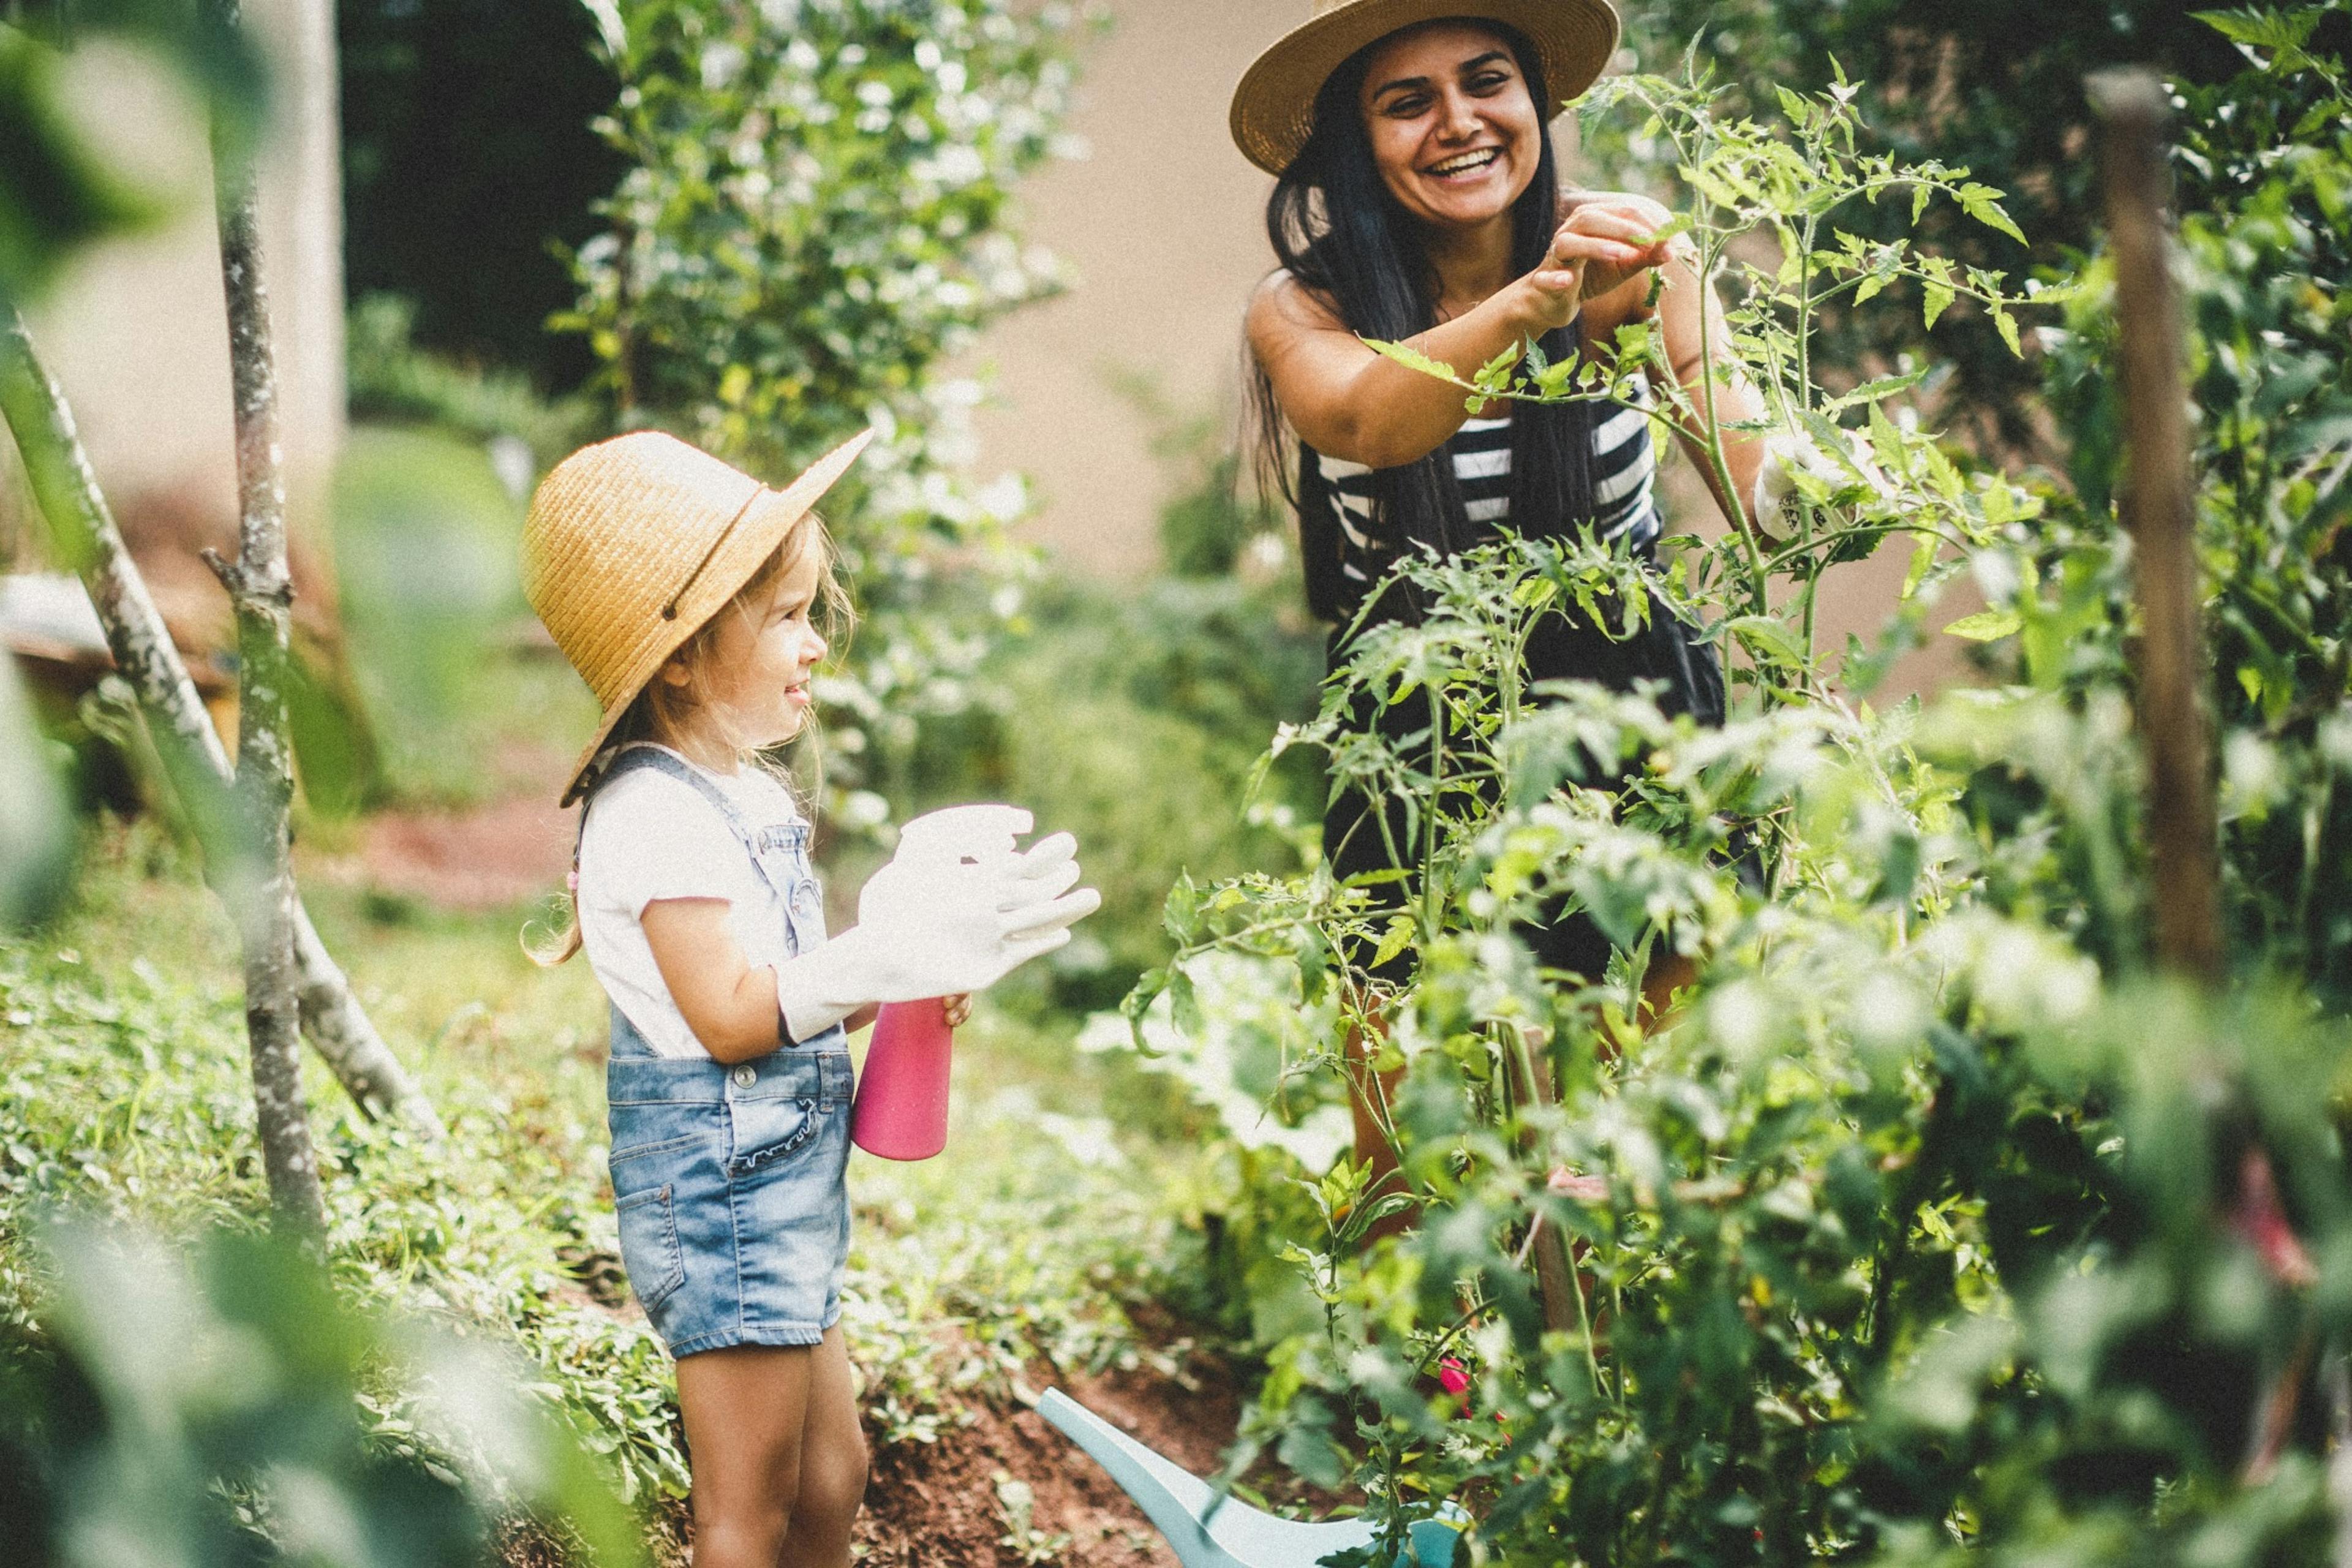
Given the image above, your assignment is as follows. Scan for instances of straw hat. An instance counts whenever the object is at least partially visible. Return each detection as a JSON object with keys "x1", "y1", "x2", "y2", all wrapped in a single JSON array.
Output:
[
  {"x1": 1231, "y1": 0, "x2": 1621, "y2": 176},
  {"x1": 522, "y1": 427, "x2": 875, "y2": 806}
]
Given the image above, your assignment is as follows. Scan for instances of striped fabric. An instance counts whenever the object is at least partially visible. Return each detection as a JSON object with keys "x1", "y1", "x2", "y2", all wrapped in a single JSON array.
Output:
[{"x1": 1310, "y1": 374, "x2": 1664, "y2": 589}]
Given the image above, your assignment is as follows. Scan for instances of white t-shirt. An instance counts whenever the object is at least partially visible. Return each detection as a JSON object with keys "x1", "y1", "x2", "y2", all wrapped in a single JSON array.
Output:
[{"x1": 577, "y1": 755, "x2": 809, "y2": 1060}]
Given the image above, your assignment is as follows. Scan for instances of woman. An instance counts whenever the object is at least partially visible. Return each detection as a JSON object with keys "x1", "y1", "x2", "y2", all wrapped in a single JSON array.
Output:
[{"x1": 1234, "y1": 0, "x2": 1771, "y2": 1210}]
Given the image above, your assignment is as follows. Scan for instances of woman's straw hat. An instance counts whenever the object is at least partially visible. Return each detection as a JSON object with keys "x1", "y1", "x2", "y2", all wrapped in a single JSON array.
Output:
[
  {"x1": 522, "y1": 427, "x2": 875, "y2": 806},
  {"x1": 1231, "y1": 0, "x2": 1621, "y2": 176}
]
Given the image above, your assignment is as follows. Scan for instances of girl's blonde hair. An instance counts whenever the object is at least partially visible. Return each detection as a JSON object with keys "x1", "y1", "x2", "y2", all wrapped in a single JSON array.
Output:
[{"x1": 526, "y1": 511, "x2": 853, "y2": 967}]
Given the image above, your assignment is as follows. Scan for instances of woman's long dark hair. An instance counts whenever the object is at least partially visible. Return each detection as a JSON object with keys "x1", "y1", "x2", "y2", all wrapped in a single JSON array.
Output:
[{"x1": 1249, "y1": 21, "x2": 1598, "y2": 622}]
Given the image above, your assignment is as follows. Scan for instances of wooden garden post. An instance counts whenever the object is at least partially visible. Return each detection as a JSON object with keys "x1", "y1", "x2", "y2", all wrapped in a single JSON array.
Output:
[{"x1": 2091, "y1": 68, "x2": 2224, "y2": 986}]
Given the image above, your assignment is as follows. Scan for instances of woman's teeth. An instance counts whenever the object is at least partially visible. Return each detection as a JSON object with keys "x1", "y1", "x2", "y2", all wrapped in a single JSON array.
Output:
[{"x1": 1428, "y1": 149, "x2": 1499, "y2": 176}]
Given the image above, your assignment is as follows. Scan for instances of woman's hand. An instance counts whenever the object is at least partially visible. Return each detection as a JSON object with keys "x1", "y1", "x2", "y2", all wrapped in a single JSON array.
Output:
[
  {"x1": 943, "y1": 994, "x2": 972, "y2": 1028},
  {"x1": 1518, "y1": 198, "x2": 1678, "y2": 334}
]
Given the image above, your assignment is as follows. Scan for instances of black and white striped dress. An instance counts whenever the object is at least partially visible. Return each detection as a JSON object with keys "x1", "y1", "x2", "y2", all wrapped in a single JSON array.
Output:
[{"x1": 1308, "y1": 372, "x2": 1664, "y2": 598}]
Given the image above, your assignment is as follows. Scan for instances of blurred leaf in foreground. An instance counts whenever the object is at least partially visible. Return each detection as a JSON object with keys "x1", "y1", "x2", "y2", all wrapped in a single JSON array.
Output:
[{"x1": 0, "y1": 1218, "x2": 643, "y2": 1568}]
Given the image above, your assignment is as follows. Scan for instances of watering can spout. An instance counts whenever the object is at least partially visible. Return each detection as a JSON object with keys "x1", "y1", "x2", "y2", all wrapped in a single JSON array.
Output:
[{"x1": 1034, "y1": 1388, "x2": 1462, "y2": 1568}]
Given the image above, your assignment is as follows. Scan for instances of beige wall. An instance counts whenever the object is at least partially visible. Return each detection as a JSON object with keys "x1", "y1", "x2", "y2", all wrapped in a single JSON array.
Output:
[
  {"x1": 969, "y1": 0, "x2": 1278, "y2": 578},
  {"x1": 19, "y1": 0, "x2": 344, "y2": 598},
  {"x1": 971, "y1": 0, "x2": 1966, "y2": 696}
]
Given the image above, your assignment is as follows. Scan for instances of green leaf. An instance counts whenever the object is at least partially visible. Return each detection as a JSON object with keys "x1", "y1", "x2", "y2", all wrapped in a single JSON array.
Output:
[
  {"x1": 2193, "y1": 7, "x2": 2322, "y2": 50},
  {"x1": 1727, "y1": 614, "x2": 1809, "y2": 671},
  {"x1": 1825, "y1": 365, "x2": 1932, "y2": 414},
  {"x1": 1475, "y1": 339, "x2": 1524, "y2": 385},
  {"x1": 1868, "y1": 400, "x2": 1906, "y2": 475},
  {"x1": 1923, "y1": 278, "x2": 1958, "y2": 330},
  {"x1": 1901, "y1": 533, "x2": 1940, "y2": 601},
  {"x1": 1943, "y1": 609, "x2": 2022, "y2": 642},
  {"x1": 1956, "y1": 183, "x2": 2029, "y2": 246},
  {"x1": 1370, "y1": 916, "x2": 1416, "y2": 971},
  {"x1": 1169, "y1": 967, "x2": 1203, "y2": 1038},
  {"x1": 1365, "y1": 337, "x2": 1462, "y2": 385},
  {"x1": 1510, "y1": 576, "x2": 1560, "y2": 610},
  {"x1": 1990, "y1": 304, "x2": 2023, "y2": 358}
]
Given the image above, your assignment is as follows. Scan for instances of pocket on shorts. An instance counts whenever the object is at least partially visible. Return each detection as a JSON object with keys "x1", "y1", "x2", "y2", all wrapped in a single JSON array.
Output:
[
  {"x1": 726, "y1": 1095, "x2": 821, "y2": 1178},
  {"x1": 614, "y1": 1183, "x2": 685, "y2": 1312}
]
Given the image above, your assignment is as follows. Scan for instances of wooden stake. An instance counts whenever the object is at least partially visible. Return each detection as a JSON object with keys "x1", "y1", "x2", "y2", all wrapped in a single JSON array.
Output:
[{"x1": 2092, "y1": 69, "x2": 2224, "y2": 986}]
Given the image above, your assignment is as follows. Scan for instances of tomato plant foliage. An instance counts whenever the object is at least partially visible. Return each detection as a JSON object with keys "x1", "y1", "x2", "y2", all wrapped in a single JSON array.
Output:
[{"x1": 1121, "y1": 10, "x2": 2352, "y2": 1563}]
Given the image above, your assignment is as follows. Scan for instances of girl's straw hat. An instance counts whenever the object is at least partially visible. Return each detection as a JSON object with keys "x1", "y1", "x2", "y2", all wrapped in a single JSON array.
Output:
[
  {"x1": 522, "y1": 427, "x2": 875, "y2": 806},
  {"x1": 1230, "y1": 0, "x2": 1621, "y2": 175}
]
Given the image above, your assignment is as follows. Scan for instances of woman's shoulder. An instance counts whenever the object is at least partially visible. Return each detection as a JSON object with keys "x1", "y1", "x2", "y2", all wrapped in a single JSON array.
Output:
[{"x1": 1247, "y1": 266, "x2": 1346, "y2": 338}]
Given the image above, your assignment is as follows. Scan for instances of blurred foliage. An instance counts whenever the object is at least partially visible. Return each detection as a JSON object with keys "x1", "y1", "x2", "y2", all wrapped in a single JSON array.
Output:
[
  {"x1": 1117, "y1": 15, "x2": 2352, "y2": 1563},
  {"x1": 0, "y1": 654, "x2": 69, "y2": 927},
  {"x1": 2002, "y1": 10, "x2": 2352, "y2": 998},
  {"x1": 332, "y1": 296, "x2": 617, "y2": 810},
  {"x1": 0, "y1": 821, "x2": 1196, "y2": 1551},
  {"x1": 0, "y1": 0, "x2": 262, "y2": 300},
  {"x1": 339, "y1": 0, "x2": 625, "y2": 392},
  {"x1": 345, "y1": 295, "x2": 598, "y2": 472},
  {"x1": 900, "y1": 396, "x2": 1327, "y2": 1014},
  {"x1": 560, "y1": 0, "x2": 1103, "y2": 837},
  {"x1": 0, "y1": 1219, "x2": 644, "y2": 1568},
  {"x1": 0, "y1": 0, "x2": 262, "y2": 924}
]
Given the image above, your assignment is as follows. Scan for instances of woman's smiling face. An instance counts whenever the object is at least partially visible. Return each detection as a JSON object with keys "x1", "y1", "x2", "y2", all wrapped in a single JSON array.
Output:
[{"x1": 1357, "y1": 22, "x2": 1543, "y2": 233}]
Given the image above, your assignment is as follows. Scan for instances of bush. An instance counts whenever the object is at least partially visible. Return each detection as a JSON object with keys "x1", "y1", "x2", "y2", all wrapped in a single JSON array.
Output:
[{"x1": 561, "y1": 0, "x2": 1104, "y2": 829}]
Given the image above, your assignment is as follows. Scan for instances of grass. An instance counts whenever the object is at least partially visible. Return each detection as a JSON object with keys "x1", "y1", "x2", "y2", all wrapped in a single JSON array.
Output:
[{"x1": 0, "y1": 816, "x2": 1213, "y2": 1526}]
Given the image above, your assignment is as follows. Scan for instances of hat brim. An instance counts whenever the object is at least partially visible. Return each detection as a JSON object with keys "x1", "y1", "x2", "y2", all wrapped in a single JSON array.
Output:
[
  {"x1": 558, "y1": 427, "x2": 876, "y2": 807},
  {"x1": 1231, "y1": 1, "x2": 1621, "y2": 176}
]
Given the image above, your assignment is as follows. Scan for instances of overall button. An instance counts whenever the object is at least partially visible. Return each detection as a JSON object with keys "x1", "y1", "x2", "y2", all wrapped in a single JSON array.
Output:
[{"x1": 731, "y1": 1065, "x2": 756, "y2": 1088}]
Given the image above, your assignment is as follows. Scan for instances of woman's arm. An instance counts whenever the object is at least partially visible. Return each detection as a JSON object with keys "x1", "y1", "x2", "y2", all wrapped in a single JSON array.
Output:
[{"x1": 1250, "y1": 199, "x2": 1672, "y2": 472}]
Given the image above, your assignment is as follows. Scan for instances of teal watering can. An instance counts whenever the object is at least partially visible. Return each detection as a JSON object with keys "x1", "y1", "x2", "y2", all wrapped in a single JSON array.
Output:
[{"x1": 1035, "y1": 1388, "x2": 1463, "y2": 1568}]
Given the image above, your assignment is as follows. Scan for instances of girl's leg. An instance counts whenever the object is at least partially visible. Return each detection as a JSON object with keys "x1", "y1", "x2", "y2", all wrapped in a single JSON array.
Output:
[
  {"x1": 778, "y1": 1327, "x2": 867, "y2": 1568},
  {"x1": 676, "y1": 1344, "x2": 813, "y2": 1568}
]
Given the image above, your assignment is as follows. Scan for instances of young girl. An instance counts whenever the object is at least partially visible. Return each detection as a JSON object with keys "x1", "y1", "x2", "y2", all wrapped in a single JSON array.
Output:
[{"x1": 521, "y1": 428, "x2": 1097, "y2": 1568}]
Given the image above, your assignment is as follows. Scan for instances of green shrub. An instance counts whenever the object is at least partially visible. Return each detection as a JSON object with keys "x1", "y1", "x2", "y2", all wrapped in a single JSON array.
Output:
[{"x1": 561, "y1": 0, "x2": 1104, "y2": 830}]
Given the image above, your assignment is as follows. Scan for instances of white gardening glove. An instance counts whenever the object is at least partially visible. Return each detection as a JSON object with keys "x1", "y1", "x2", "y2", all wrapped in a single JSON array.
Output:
[{"x1": 773, "y1": 808, "x2": 1099, "y2": 1041}]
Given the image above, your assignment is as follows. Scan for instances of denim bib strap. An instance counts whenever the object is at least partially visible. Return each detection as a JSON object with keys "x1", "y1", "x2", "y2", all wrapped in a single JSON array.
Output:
[{"x1": 584, "y1": 742, "x2": 842, "y2": 1052}]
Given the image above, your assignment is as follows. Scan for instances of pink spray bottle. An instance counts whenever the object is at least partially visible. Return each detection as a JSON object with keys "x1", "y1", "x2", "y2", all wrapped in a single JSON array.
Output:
[
  {"x1": 850, "y1": 808, "x2": 1020, "y2": 1161},
  {"x1": 851, "y1": 1000, "x2": 954, "y2": 1161}
]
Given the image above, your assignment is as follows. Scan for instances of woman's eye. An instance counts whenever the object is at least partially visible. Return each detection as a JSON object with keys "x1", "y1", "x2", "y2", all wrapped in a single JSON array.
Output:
[
  {"x1": 1469, "y1": 72, "x2": 1510, "y2": 94},
  {"x1": 1385, "y1": 94, "x2": 1431, "y2": 118}
]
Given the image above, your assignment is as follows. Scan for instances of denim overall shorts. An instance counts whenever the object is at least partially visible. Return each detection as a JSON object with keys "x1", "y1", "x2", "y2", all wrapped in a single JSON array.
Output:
[{"x1": 594, "y1": 745, "x2": 854, "y2": 1357}]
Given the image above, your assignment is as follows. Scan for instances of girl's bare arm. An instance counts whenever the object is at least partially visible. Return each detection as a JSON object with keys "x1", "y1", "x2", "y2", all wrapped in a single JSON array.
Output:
[
  {"x1": 642, "y1": 897, "x2": 790, "y2": 1063},
  {"x1": 636, "y1": 901, "x2": 929, "y2": 1059}
]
